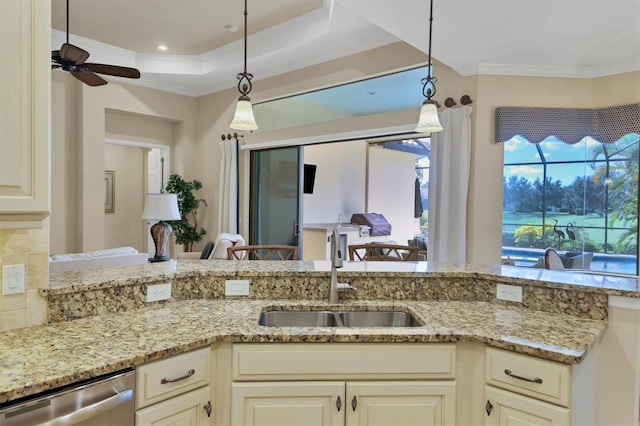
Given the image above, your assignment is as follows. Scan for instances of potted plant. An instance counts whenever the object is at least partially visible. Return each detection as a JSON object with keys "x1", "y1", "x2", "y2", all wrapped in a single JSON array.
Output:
[{"x1": 165, "y1": 174, "x2": 207, "y2": 252}]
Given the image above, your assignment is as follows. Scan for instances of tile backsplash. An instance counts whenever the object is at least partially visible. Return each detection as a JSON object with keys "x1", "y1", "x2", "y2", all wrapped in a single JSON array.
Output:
[{"x1": 0, "y1": 221, "x2": 49, "y2": 331}]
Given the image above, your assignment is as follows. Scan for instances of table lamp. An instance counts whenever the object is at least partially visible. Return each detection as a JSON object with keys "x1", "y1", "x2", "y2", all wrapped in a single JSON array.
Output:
[{"x1": 142, "y1": 193, "x2": 181, "y2": 262}]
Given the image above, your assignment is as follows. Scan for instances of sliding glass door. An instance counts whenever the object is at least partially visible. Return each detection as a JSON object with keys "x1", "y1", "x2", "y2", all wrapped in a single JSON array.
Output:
[{"x1": 249, "y1": 146, "x2": 302, "y2": 253}]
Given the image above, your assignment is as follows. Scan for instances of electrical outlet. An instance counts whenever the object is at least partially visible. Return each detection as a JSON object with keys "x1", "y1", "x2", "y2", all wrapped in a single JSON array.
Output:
[
  {"x1": 3, "y1": 264, "x2": 25, "y2": 295},
  {"x1": 496, "y1": 284, "x2": 523, "y2": 303},
  {"x1": 225, "y1": 280, "x2": 250, "y2": 296},
  {"x1": 146, "y1": 282, "x2": 172, "y2": 302}
]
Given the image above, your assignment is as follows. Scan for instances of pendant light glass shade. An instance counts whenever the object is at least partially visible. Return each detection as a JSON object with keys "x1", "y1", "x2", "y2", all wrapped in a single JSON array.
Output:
[
  {"x1": 230, "y1": 96, "x2": 258, "y2": 131},
  {"x1": 415, "y1": 100, "x2": 443, "y2": 133}
]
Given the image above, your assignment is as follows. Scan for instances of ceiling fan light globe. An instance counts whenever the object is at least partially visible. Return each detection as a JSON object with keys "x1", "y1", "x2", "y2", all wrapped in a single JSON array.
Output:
[
  {"x1": 415, "y1": 100, "x2": 443, "y2": 133},
  {"x1": 230, "y1": 98, "x2": 258, "y2": 131}
]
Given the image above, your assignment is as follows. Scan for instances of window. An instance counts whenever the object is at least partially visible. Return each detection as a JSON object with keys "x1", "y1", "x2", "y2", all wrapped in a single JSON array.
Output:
[{"x1": 502, "y1": 133, "x2": 639, "y2": 274}]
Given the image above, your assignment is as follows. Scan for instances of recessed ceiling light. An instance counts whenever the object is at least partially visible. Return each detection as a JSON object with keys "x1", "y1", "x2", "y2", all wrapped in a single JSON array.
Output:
[
  {"x1": 157, "y1": 45, "x2": 169, "y2": 51},
  {"x1": 225, "y1": 24, "x2": 238, "y2": 32}
]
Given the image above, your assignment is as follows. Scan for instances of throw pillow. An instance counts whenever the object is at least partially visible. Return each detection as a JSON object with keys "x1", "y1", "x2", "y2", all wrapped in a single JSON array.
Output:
[{"x1": 200, "y1": 241, "x2": 215, "y2": 259}]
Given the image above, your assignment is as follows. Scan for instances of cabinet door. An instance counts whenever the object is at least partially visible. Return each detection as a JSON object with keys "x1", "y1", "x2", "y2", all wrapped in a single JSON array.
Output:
[
  {"x1": 136, "y1": 386, "x2": 212, "y2": 426},
  {"x1": 231, "y1": 381, "x2": 344, "y2": 426},
  {"x1": 346, "y1": 381, "x2": 456, "y2": 426},
  {"x1": 485, "y1": 386, "x2": 570, "y2": 425},
  {"x1": 0, "y1": 0, "x2": 49, "y2": 223}
]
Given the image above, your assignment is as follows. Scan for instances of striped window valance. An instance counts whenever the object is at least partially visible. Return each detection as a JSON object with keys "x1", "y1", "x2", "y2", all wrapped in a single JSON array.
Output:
[{"x1": 495, "y1": 103, "x2": 640, "y2": 144}]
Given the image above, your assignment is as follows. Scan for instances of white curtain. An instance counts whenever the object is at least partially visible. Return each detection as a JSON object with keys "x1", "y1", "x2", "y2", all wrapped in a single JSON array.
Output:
[
  {"x1": 427, "y1": 105, "x2": 472, "y2": 263},
  {"x1": 217, "y1": 139, "x2": 238, "y2": 234}
]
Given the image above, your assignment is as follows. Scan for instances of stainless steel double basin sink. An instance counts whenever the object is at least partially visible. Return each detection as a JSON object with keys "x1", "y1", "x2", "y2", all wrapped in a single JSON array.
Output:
[{"x1": 258, "y1": 309, "x2": 422, "y2": 328}]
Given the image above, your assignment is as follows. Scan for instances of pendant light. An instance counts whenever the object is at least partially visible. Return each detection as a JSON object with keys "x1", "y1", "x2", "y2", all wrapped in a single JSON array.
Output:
[
  {"x1": 415, "y1": 0, "x2": 443, "y2": 133},
  {"x1": 230, "y1": 0, "x2": 258, "y2": 131}
]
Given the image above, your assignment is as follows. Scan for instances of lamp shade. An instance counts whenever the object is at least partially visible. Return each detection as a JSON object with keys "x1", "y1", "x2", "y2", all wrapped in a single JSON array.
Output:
[
  {"x1": 230, "y1": 98, "x2": 258, "y2": 131},
  {"x1": 415, "y1": 100, "x2": 443, "y2": 133},
  {"x1": 142, "y1": 194, "x2": 181, "y2": 221}
]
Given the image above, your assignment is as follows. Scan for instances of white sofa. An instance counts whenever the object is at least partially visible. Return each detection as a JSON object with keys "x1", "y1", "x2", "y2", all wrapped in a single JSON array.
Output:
[
  {"x1": 177, "y1": 233, "x2": 246, "y2": 260},
  {"x1": 49, "y1": 247, "x2": 149, "y2": 273}
]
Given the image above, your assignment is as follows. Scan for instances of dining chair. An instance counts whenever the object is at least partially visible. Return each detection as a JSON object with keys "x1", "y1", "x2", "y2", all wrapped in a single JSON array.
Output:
[
  {"x1": 348, "y1": 243, "x2": 419, "y2": 261},
  {"x1": 227, "y1": 245, "x2": 299, "y2": 260},
  {"x1": 544, "y1": 248, "x2": 565, "y2": 270}
]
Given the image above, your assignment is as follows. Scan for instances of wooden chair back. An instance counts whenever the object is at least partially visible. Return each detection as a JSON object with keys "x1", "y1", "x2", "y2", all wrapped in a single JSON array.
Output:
[
  {"x1": 227, "y1": 245, "x2": 299, "y2": 260},
  {"x1": 348, "y1": 243, "x2": 419, "y2": 261}
]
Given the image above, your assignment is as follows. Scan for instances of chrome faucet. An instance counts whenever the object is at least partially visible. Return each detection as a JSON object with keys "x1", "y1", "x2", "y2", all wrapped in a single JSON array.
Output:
[
  {"x1": 329, "y1": 228, "x2": 356, "y2": 303},
  {"x1": 329, "y1": 228, "x2": 343, "y2": 303}
]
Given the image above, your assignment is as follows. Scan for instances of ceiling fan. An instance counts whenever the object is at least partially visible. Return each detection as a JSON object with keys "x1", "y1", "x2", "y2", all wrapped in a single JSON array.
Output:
[{"x1": 51, "y1": 0, "x2": 141, "y2": 86}]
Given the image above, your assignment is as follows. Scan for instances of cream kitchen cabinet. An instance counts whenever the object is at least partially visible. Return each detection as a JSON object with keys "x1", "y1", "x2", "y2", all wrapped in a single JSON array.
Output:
[
  {"x1": 230, "y1": 343, "x2": 456, "y2": 426},
  {"x1": 232, "y1": 380, "x2": 455, "y2": 426},
  {"x1": 484, "y1": 348, "x2": 571, "y2": 425},
  {"x1": 0, "y1": 0, "x2": 50, "y2": 227},
  {"x1": 484, "y1": 386, "x2": 570, "y2": 425},
  {"x1": 136, "y1": 347, "x2": 213, "y2": 426}
]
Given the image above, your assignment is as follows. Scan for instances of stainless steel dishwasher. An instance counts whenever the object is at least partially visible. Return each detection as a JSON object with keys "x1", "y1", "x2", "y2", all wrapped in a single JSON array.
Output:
[{"x1": 0, "y1": 369, "x2": 134, "y2": 426}]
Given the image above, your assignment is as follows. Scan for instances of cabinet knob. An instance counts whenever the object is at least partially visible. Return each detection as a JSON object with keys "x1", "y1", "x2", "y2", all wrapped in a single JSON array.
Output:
[
  {"x1": 203, "y1": 401, "x2": 213, "y2": 417},
  {"x1": 351, "y1": 396, "x2": 358, "y2": 411},
  {"x1": 336, "y1": 396, "x2": 342, "y2": 412},
  {"x1": 485, "y1": 400, "x2": 493, "y2": 416}
]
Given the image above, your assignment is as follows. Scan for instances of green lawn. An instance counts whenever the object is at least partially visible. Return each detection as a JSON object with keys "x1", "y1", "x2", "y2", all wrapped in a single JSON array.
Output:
[{"x1": 502, "y1": 211, "x2": 633, "y2": 249}]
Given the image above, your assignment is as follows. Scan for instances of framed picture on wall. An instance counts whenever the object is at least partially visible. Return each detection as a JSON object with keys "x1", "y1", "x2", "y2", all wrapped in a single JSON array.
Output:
[{"x1": 105, "y1": 170, "x2": 115, "y2": 213}]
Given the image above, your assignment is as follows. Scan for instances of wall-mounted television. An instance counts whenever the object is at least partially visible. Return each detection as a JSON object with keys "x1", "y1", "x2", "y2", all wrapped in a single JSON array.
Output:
[{"x1": 303, "y1": 164, "x2": 317, "y2": 194}]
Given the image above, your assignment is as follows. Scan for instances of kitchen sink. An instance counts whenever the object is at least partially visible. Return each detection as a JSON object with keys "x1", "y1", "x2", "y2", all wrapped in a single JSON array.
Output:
[
  {"x1": 258, "y1": 309, "x2": 422, "y2": 328},
  {"x1": 258, "y1": 311, "x2": 341, "y2": 327},
  {"x1": 337, "y1": 311, "x2": 421, "y2": 327}
]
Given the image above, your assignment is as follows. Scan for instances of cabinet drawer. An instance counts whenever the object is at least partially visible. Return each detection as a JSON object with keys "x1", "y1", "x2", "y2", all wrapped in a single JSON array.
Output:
[
  {"x1": 137, "y1": 348, "x2": 211, "y2": 409},
  {"x1": 233, "y1": 343, "x2": 455, "y2": 381},
  {"x1": 485, "y1": 347, "x2": 571, "y2": 407}
]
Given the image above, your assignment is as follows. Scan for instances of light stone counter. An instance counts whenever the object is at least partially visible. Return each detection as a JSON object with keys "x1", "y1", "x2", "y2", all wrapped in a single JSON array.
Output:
[
  {"x1": 6, "y1": 260, "x2": 632, "y2": 405},
  {"x1": 47, "y1": 260, "x2": 640, "y2": 296},
  {"x1": 0, "y1": 298, "x2": 606, "y2": 404}
]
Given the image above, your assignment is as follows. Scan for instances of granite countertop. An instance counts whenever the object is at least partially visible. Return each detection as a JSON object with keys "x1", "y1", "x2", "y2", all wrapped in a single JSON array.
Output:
[
  {"x1": 0, "y1": 298, "x2": 606, "y2": 404},
  {"x1": 46, "y1": 260, "x2": 640, "y2": 297}
]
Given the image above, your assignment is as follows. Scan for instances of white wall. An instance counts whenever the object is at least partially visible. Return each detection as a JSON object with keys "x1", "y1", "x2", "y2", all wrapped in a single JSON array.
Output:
[
  {"x1": 302, "y1": 141, "x2": 366, "y2": 224},
  {"x1": 302, "y1": 141, "x2": 418, "y2": 245},
  {"x1": 367, "y1": 146, "x2": 419, "y2": 243}
]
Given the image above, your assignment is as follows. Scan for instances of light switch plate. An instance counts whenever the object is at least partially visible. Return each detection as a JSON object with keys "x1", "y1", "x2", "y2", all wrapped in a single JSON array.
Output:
[
  {"x1": 3, "y1": 264, "x2": 26, "y2": 295},
  {"x1": 225, "y1": 279, "x2": 250, "y2": 296}
]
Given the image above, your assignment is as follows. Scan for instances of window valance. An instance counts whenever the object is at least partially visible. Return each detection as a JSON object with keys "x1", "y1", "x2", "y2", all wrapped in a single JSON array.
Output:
[{"x1": 495, "y1": 103, "x2": 640, "y2": 144}]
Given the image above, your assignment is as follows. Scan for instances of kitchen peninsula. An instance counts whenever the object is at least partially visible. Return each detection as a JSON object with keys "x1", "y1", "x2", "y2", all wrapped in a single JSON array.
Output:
[{"x1": 1, "y1": 260, "x2": 639, "y2": 424}]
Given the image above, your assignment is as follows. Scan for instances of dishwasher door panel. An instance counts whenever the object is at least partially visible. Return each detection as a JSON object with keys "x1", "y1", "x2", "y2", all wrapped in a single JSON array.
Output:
[{"x1": 0, "y1": 370, "x2": 135, "y2": 426}]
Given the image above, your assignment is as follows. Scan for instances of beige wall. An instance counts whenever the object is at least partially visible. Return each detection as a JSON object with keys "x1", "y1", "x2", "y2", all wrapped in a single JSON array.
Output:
[
  {"x1": 51, "y1": 72, "x2": 198, "y2": 256},
  {"x1": 50, "y1": 40, "x2": 639, "y2": 263},
  {"x1": 104, "y1": 144, "x2": 146, "y2": 251}
]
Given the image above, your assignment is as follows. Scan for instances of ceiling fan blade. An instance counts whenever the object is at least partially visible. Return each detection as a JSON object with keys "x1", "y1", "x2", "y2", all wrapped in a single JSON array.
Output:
[
  {"x1": 71, "y1": 70, "x2": 107, "y2": 86},
  {"x1": 85, "y1": 63, "x2": 141, "y2": 79},
  {"x1": 60, "y1": 43, "x2": 90, "y2": 65}
]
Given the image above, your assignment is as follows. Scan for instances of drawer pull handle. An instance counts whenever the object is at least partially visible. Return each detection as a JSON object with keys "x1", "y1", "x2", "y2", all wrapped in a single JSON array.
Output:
[
  {"x1": 161, "y1": 369, "x2": 195, "y2": 384},
  {"x1": 504, "y1": 369, "x2": 543, "y2": 384}
]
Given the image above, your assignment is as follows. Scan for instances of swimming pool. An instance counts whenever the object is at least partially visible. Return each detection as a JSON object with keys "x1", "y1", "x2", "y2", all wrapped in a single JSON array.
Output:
[{"x1": 501, "y1": 247, "x2": 637, "y2": 275}]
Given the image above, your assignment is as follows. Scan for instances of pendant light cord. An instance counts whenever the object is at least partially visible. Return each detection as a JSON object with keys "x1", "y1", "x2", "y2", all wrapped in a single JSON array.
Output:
[
  {"x1": 236, "y1": 0, "x2": 253, "y2": 98},
  {"x1": 421, "y1": 0, "x2": 437, "y2": 101},
  {"x1": 66, "y1": 0, "x2": 70, "y2": 44}
]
